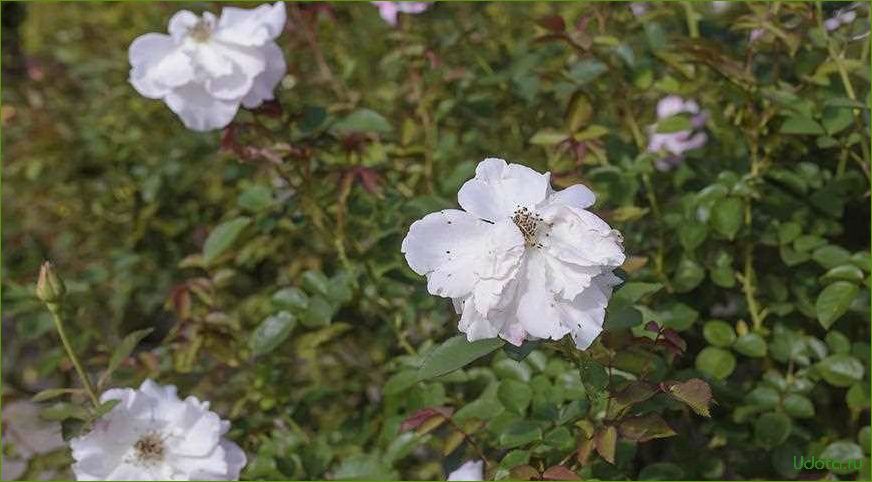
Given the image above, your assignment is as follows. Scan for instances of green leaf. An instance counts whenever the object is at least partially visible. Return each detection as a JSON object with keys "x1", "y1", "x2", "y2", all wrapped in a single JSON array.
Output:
[
  {"x1": 817, "y1": 354, "x2": 864, "y2": 387},
  {"x1": 503, "y1": 340, "x2": 540, "y2": 361},
  {"x1": 813, "y1": 245, "x2": 852, "y2": 269},
  {"x1": 498, "y1": 379, "x2": 533, "y2": 414},
  {"x1": 821, "y1": 265, "x2": 865, "y2": 285},
  {"x1": 301, "y1": 295, "x2": 335, "y2": 328},
  {"x1": 529, "y1": 129, "x2": 568, "y2": 145},
  {"x1": 639, "y1": 463, "x2": 685, "y2": 480},
  {"x1": 783, "y1": 394, "x2": 815, "y2": 418},
  {"x1": 271, "y1": 287, "x2": 309, "y2": 313},
  {"x1": 678, "y1": 221, "x2": 707, "y2": 251},
  {"x1": 61, "y1": 418, "x2": 85, "y2": 441},
  {"x1": 754, "y1": 412, "x2": 792, "y2": 448},
  {"x1": 203, "y1": 217, "x2": 251, "y2": 265},
  {"x1": 568, "y1": 59, "x2": 607, "y2": 85},
  {"x1": 816, "y1": 281, "x2": 858, "y2": 329},
  {"x1": 711, "y1": 197, "x2": 743, "y2": 240},
  {"x1": 655, "y1": 115, "x2": 692, "y2": 133},
  {"x1": 565, "y1": 92, "x2": 592, "y2": 133},
  {"x1": 821, "y1": 106, "x2": 854, "y2": 135},
  {"x1": 40, "y1": 402, "x2": 89, "y2": 421},
  {"x1": 93, "y1": 399, "x2": 120, "y2": 418},
  {"x1": 780, "y1": 116, "x2": 825, "y2": 135},
  {"x1": 733, "y1": 333, "x2": 767, "y2": 358},
  {"x1": 417, "y1": 335, "x2": 505, "y2": 381},
  {"x1": 32, "y1": 388, "x2": 85, "y2": 402},
  {"x1": 249, "y1": 311, "x2": 296, "y2": 356},
  {"x1": 603, "y1": 305, "x2": 643, "y2": 329},
  {"x1": 499, "y1": 420, "x2": 542, "y2": 448},
  {"x1": 499, "y1": 449, "x2": 531, "y2": 470},
  {"x1": 101, "y1": 328, "x2": 153, "y2": 385},
  {"x1": 237, "y1": 185, "x2": 274, "y2": 213},
  {"x1": 746, "y1": 386, "x2": 780, "y2": 409},
  {"x1": 301, "y1": 270, "x2": 331, "y2": 297},
  {"x1": 825, "y1": 331, "x2": 851, "y2": 354},
  {"x1": 612, "y1": 282, "x2": 662, "y2": 305},
  {"x1": 695, "y1": 347, "x2": 736, "y2": 380},
  {"x1": 703, "y1": 320, "x2": 736, "y2": 347},
  {"x1": 332, "y1": 108, "x2": 392, "y2": 134},
  {"x1": 673, "y1": 257, "x2": 705, "y2": 293}
]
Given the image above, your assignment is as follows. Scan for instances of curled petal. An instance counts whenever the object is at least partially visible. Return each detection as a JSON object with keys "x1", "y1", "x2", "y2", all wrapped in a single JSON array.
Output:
[
  {"x1": 129, "y1": 33, "x2": 194, "y2": 98},
  {"x1": 457, "y1": 157, "x2": 550, "y2": 222},
  {"x1": 216, "y1": 2, "x2": 286, "y2": 46},
  {"x1": 168, "y1": 10, "x2": 200, "y2": 42}
]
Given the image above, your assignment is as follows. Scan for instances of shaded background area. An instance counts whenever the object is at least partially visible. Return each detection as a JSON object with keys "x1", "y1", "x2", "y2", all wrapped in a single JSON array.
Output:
[{"x1": 2, "y1": 2, "x2": 870, "y2": 480}]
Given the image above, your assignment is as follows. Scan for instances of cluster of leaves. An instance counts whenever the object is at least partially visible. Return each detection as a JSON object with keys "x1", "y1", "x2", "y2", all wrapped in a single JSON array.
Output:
[{"x1": 2, "y1": 1, "x2": 869, "y2": 480}]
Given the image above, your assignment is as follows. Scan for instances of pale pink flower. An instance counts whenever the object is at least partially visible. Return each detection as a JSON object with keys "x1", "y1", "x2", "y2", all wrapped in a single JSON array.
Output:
[
  {"x1": 647, "y1": 95, "x2": 708, "y2": 171},
  {"x1": 371, "y1": 2, "x2": 431, "y2": 26}
]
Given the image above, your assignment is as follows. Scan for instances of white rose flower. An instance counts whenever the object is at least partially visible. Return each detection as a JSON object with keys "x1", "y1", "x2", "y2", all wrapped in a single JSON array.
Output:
[
  {"x1": 128, "y1": 2, "x2": 287, "y2": 132},
  {"x1": 447, "y1": 459, "x2": 484, "y2": 481},
  {"x1": 402, "y1": 158, "x2": 625, "y2": 350},
  {"x1": 70, "y1": 379, "x2": 246, "y2": 481}
]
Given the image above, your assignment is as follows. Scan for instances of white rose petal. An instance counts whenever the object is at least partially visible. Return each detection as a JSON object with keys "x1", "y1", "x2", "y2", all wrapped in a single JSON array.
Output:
[
  {"x1": 402, "y1": 158, "x2": 625, "y2": 350},
  {"x1": 70, "y1": 379, "x2": 246, "y2": 481},
  {"x1": 128, "y1": 2, "x2": 287, "y2": 132}
]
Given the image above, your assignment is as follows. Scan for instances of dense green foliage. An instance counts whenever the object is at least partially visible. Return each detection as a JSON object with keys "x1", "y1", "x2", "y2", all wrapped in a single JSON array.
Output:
[{"x1": 2, "y1": 1, "x2": 870, "y2": 480}]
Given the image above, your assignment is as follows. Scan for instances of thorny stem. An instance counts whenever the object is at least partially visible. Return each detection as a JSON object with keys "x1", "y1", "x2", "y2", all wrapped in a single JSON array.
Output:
[
  {"x1": 47, "y1": 305, "x2": 100, "y2": 408},
  {"x1": 740, "y1": 136, "x2": 766, "y2": 330}
]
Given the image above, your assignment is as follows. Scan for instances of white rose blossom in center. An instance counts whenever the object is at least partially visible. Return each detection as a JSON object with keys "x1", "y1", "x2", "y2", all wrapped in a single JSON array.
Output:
[
  {"x1": 128, "y1": 2, "x2": 287, "y2": 131},
  {"x1": 402, "y1": 158, "x2": 625, "y2": 350},
  {"x1": 70, "y1": 379, "x2": 246, "y2": 481}
]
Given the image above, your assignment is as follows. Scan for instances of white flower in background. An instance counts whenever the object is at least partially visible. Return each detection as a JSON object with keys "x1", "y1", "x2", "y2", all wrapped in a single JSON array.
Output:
[
  {"x1": 629, "y1": 2, "x2": 649, "y2": 16},
  {"x1": 371, "y1": 1, "x2": 431, "y2": 26},
  {"x1": 647, "y1": 95, "x2": 708, "y2": 171},
  {"x1": 748, "y1": 28, "x2": 765, "y2": 42},
  {"x1": 128, "y1": 2, "x2": 287, "y2": 132},
  {"x1": 70, "y1": 379, "x2": 246, "y2": 480},
  {"x1": 447, "y1": 460, "x2": 484, "y2": 481},
  {"x1": 402, "y1": 158, "x2": 625, "y2": 350},
  {"x1": 710, "y1": 1, "x2": 732, "y2": 14},
  {"x1": 825, "y1": 8, "x2": 857, "y2": 31}
]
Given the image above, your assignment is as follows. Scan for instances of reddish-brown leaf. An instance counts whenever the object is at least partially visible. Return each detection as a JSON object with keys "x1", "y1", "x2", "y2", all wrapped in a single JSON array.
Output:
[
  {"x1": 542, "y1": 465, "x2": 581, "y2": 480},
  {"x1": 537, "y1": 15, "x2": 566, "y2": 33},
  {"x1": 661, "y1": 378, "x2": 713, "y2": 417},
  {"x1": 619, "y1": 413, "x2": 677, "y2": 442},
  {"x1": 399, "y1": 406, "x2": 453, "y2": 432}
]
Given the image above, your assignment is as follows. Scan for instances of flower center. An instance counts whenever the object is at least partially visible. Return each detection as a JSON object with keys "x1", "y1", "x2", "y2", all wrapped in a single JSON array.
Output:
[
  {"x1": 512, "y1": 207, "x2": 546, "y2": 248},
  {"x1": 133, "y1": 432, "x2": 165, "y2": 465},
  {"x1": 188, "y1": 20, "x2": 213, "y2": 42}
]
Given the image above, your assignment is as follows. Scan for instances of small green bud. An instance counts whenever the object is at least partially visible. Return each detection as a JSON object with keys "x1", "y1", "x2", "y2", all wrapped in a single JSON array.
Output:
[{"x1": 36, "y1": 261, "x2": 66, "y2": 304}]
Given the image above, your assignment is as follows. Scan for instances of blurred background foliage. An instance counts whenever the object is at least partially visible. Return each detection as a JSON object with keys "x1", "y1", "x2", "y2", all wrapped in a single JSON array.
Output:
[{"x1": 2, "y1": 1, "x2": 871, "y2": 480}]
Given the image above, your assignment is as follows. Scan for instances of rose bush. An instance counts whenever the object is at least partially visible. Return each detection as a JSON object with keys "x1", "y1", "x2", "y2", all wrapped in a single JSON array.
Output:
[{"x1": 2, "y1": 1, "x2": 870, "y2": 480}]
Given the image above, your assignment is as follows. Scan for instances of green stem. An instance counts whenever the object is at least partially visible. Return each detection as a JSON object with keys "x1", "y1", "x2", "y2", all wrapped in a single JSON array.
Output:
[
  {"x1": 48, "y1": 305, "x2": 100, "y2": 408},
  {"x1": 683, "y1": 2, "x2": 699, "y2": 39}
]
